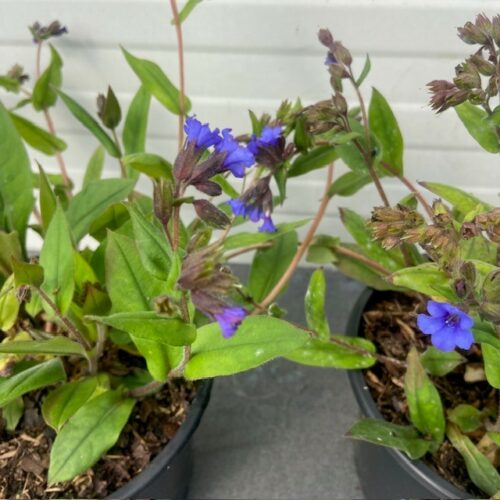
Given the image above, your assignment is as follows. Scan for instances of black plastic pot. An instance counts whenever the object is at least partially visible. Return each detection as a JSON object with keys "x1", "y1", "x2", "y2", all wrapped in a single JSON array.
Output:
[
  {"x1": 108, "y1": 379, "x2": 212, "y2": 500},
  {"x1": 346, "y1": 288, "x2": 468, "y2": 500}
]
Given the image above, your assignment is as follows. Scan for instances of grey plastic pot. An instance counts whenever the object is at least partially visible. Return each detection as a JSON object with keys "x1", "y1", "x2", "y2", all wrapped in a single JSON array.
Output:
[
  {"x1": 107, "y1": 379, "x2": 212, "y2": 500},
  {"x1": 346, "y1": 288, "x2": 468, "y2": 500}
]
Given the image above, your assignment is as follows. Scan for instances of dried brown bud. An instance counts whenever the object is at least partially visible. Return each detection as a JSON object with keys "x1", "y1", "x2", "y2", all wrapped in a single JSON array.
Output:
[
  {"x1": 332, "y1": 41, "x2": 352, "y2": 66},
  {"x1": 457, "y1": 20, "x2": 489, "y2": 45},
  {"x1": 193, "y1": 199, "x2": 230, "y2": 229},
  {"x1": 333, "y1": 93, "x2": 348, "y2": 114},
  {"x1": 454, "y1": 61, "x2": 481, "y2": 90},
  {"x1": 427, "y1": 80, "x2": 469, "y2": 113},
  {"x1": 318, "y1": 29, "x2": 334, "y2": 50},
  {"x1": 460, "y1": 221, "x2": 480, "y2": 239}
]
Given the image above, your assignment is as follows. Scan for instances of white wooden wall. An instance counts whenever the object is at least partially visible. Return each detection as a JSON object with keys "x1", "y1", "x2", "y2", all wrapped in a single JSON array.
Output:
[{"x1": 1, "y1": 0, "x2": 500, "y2": 250}]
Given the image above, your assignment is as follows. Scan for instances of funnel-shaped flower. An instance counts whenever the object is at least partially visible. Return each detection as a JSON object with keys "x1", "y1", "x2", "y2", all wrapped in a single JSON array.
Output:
[{"x1": 215, "y1": 129, "x2": 255, "y2": 177}]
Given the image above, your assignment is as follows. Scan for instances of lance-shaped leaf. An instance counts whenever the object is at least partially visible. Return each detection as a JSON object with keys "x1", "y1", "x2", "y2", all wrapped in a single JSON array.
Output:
[
  {"x1": 347, "y1": 418, "x2": 431, "y2": 459},
  {"x1": 11, "y1": 259, "x2": 44, "y2": 287},
  {"x1": 0, "y1": 231, "x2": 22, "y2": 278},
  {"x1": 455, "y1": 101, "x2": 500, "y2": 154},
  {"x1": 3, "y1": 397, "x2": 23, "y2": 431},
  {"x1": 420, "y1": 346, "x2": 465, "y2": 376},
  {"x1": 37, "y1": 163, "x2": 57, "y2": 231},
  {"x1": 286, "y1": 336, "x2": 376, "y2": 369},
  {"x1": 0, "y1": 274, "x2": 20, "y2": 331},
  {"x1": 389, "y1": 263, "x2": 456, "y2": 301},
  {"x1": 57, "y1": 90, "x2": 120, "y2": 157},
  {"x1": 472, "y1": 321, "x2": 500, "y2": 350},
  {"x1": 123, "y1": 153, "x2": 173, "y2": 179},
  {"x1": 304, "y1": 269, "x2": 330, "y2": 340},
  {"x1": 40, "y1": 204, "x2": 75, "y2": 314},
  {"x1": 249, "y1": 230, "x2": 298, "y2": 303},
  {"x1": 0, "y1": 337, "x2": 86, "y2": 357},
  {"x1": 404, "y1": 347, "x2": 445, "y2": 450},
  {"x1": 123, "y1": 86, "x2": 151, "y2": 181},
  {"x1": 448, "y1": 404, "x2": 485, "y2": 433},
  {"x1": 482, "y1": 343, "x2": 500, "y2": 389},
  {"x1": 447, "y1": 423, "x2": 500, "y2": 496},
  {"x1": 420, "y1": 182, "x2": 491, "y2": 215},
  {"x1": 171, "y1": 0, "x2": 202, "y2": 24},
  {"x1": 0, "y1": 358, "x2": 66, "y2": 408},
  {"x1": 122, "y1": 47, "x2": 191, "y2": 115},
  {"x1": 184, "y1": 316, "x2": 310, "y2": 379},
  {"x1": 356, "y1": 54, "x2": 371, "y2": 86},
  {"x1": 0, "y1": 101, "x2": 34, "y2": 245},
  {"x1": 66, "y1": 178, "x2": 135, "y2": 241},
  {"x1": 42, "y1": 374, "x2": 109, "y2": 431},
  {"x1": 88, "y1": 311, "x2": 195, "y2": 347},
  {"x1": 328, "y1": 170, "x2": 371, "y2": 198},
  {"x1": 32, "y1": 44, "x2": 62, "y2": 110},
  {"x1": 9, "y1": 112, "x2": 66, "y2": 155},
  {"x1": 82, "y1": 146, "x2": 105, "y2": 188},
  {"x1": 105, "y1": 232, "x2": 165, "y2": 312},
  {"x1": 368, "y1": 88, "x2": 403, "y2": 175},
  {"x1": 288, "y1": 146, "x2": 337, "y2": 177},
  {"x1": 48, "y1": 390, "x2": 135, "y2": 484}
]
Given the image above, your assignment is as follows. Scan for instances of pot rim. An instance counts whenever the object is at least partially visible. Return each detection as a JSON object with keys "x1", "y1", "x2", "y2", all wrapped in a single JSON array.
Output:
[
  {"x1": 346, "y1": 287, "x2": 468, "y2": 499},
  {"x1": 108, "y1": 378, "x2": 213, "y2": 499}
]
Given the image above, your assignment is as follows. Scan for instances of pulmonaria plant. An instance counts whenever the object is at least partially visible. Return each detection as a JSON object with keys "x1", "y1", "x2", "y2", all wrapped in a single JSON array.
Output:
[
  {"x1": 289, "y1": 14, "x2": 499, "y2": 498},
  {"x1": 0, "y1": 12, "x2": 336, "y2": 491}
]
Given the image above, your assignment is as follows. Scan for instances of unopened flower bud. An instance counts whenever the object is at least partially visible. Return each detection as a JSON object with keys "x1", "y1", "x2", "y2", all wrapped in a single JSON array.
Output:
[
  {"x1": 97, "y1": 86, "x2": 122, "y2": 129},
  {"x1": 318, "y1": 28, "x2": 335, "y2": 50},
  {"x1": 454, "y1": 62, "x2": 481, "y2": 90},
  {"x1": 469, "y1": 54, "x2": 495, "y2": 76},
  {"x1": 333, "y1": 41, "x2": 352, "y2": 66},
  {"x1": 460, "y1": 221, "x2": 479, "y2": 239},
  {"x1": 29, "y1": 20, "x2": 68, "y2": 43},
  {"x1": 492, "y1": 15, "x2": 500, "y2": 46},
  {"x1": 457, "y1": 21, "x2": 489, "y2": 45},
  {"x1": 193, "y1": 199, "x2": 230, "y2": 229},
  {"x1": 333, "y1": 93, "x2": 348, "y2": 114}
]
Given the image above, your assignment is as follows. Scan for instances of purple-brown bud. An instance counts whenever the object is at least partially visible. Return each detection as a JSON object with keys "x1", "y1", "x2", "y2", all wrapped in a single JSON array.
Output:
[{"x1": 193, "y1": 199, "x2": 231, "y2": 229}]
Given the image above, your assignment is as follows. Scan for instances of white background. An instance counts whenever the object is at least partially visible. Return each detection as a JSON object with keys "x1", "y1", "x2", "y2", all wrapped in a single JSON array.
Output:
[{"x1": 1, "y1": 0, "x2": 500, "y2": 249}]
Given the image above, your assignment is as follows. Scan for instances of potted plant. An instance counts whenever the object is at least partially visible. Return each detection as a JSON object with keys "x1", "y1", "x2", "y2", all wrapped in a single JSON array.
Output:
[
  {"x1": 285, "y1": 14, "x2": 500, "y2": 499},
  {"x1": 0, "y1": 2, "x2": 349, "y2": 497}
]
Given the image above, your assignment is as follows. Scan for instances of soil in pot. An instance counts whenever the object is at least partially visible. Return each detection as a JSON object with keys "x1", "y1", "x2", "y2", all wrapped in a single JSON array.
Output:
[
  {"x1": 359, "y1": 291, "x2": 497, "y2": 498},
  {"x1": 0, "y1": 344, "x2": 196, "y2": 499}
]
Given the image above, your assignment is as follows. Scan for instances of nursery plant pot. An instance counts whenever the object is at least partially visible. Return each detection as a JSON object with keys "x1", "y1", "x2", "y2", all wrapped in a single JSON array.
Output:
[
  {"x1": 346, "y1": 288, "x2": 468, "y2": 500},
  {"x1": 108, "y1": 379, "x2": 212, "y2": 500}
]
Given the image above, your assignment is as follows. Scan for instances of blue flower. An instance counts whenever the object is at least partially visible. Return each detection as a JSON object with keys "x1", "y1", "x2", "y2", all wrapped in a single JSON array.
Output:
[
  {"x1": 214, "y1": 306, "x2": 248, "y2": 338},
  {"x1": 184, "y1": 116, "x2": 221, "y2": 150},
  {"x1": 248, "y1": 125, "x2": 283, "y2": 155},
  {"x1": 417, "y1": 301, "x2": 474, "y2": 352},
  {"x1": 324, "y1": 52, "x2": 337, "y2": 65},
  {"x1": 258, "y1": 215, "x2": 277, "y2": 233},
  {"x1": 215, "y1": 129, "x2": 255, "y2": 177}
]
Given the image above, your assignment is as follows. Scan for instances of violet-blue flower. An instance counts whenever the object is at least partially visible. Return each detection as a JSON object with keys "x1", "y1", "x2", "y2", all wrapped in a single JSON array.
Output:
[
  {"x1": 258, "y1": 215, "x2": 277, "y2": 233},
  {"x1": 214, "y1": 306, "x2": 248, "y2": 338},
  {"x1": 184, "y1": 116, "x2": 221, "y2": 150},
  {"x1": 417, "y1": 300, "x2": 474, "y2": 352},
  {"x1": 215, "y1": 129, "x2": 254, "y2": 177},
  {"x1": 248, "y1": 125, "x2": 283, "y2": 155}
]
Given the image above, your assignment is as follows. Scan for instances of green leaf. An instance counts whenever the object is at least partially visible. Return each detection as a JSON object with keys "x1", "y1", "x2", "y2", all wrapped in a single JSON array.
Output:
[
  {"x1": 123, "y1": 153, "x2": 173, "y2": 179},
  {"x1": 223, "y1": 220, "x2": 308, "y2": 251},
  {"x1": 89, "y1": 203, "x2": 129, "y2": 242},
  {"x1": 348, "y1": 418, "x2": 431, "y2": 459},
  {"x1": 184, "y1": 316, "x2": 310, "y2": 379},
  {"x1": 340, "y1": 208, "x2": 404, "y2": 272},
  {"x1": 82, "y1": 146, "x2": 105, "y2": 188},
  {"x1": 472, "y1": 321, "x2": 500, "y2": 350},
  {"x1": 482, "y1": 343, "x2": 500, "y2": 389},
  {"x1": 0, "y1": 75, "x2": 21, "y2": 93},
  {"x1": 0, "y1": 101, "x2": 34, "y2": 245},
  {"x1": 420, "y1": 182, "x2": 491, "y2": 215},
  {"x1": 11, "y1": 259, "x2": 44, "y2": 287},
  {"x1": 356, "y1": 54, "x2": 371, "y2": 87},
  {"x1": 447, "y1": 423, "x2": 500, "y2": 496},
  {"x1": 172, "y1": 0, "x2": 202, "y2": 24},
  {"x1": 389, "y1": 263, "x2": 456, "y2": 301},
  {"x1": 304, "y1": 269, "x2": 329, "y2": 340},
  {"x1": 404, "y1": 347, "x2": 445, "y2": 449},
  {"x1": 2, "y1": 397, "x2": 23, "y2": 430},
  {"x1": 0, "y1": 358, "x2": 66, "y2": 408},
  {"x1": 57, "y1": 90, "x2": 120, "y2": 157},
  {"x1": 128, "y1": 203, "x2": 174, "y2": 281},
  {"x1": 48, "y1": 390, "x2": 135, "y2": 484},
  {"x1": 122, "y1": 47, "x2": 191, "y2": 115},
  {"x1": 248, "y1": 230, "x2": 298, "y2": 303},
  {"x1": 9, "y1": 112, "x2": 66, "y2": 155},
  {"x1": 212, "y1": 174, "x2": 240, "y2": 199},
  {"x1": 0, "y1": 275, "x2": 19, "y2": 331},
  {"x1": 455, "y1": 101, "x2": 500, "y2": 153},
  {"x1": 420, "y1": 346, "x2": 465, "y2": 376},
  {"x1": 328, "y1": 170, "x2": 371, "y2": 198},
  {"x1": 288, "y1": 146, "x2": 337, "y2": 177},
  {"x1": 32, "y1": 45, "x2": 62, "y2": 111},
  {"x1": 0, "y1": 337, "x2": 86, "y2": 357},
  {"x1": 286, "y1": 336, "x2": 376, "y2": 369},
  {"x1": 37, "y1": 163, "x2": 57, "y2": 231},
  {"x1": 335, "y1": 118, "x2": 370, "y2": 172},
  {"x1": 42, "y1": 375, "x2": 108, "y2": 431},
  {"x1": 40, "y1": 204, "x2": 75, "y2": 314},
  {"x1": 105, "y1": 232, "x2": 165, "y2": 312},
  {"x1": 88, "y1": 312, "x2": 195, "y2": 347},
  {"x1": 0, "y1": 231, "x2": 22, "y2": 278},
  {"x1": 306, "y1": 235, "x2": 339, "y2": 264},
  {"x1": 66, "y1": 178, "x2": 135, "y2": 241},
  {"x1": 368, "y1": 87, "x2": 404, "y2": 175},
  {"x1": 448, "y1": 404, "x2": 485, "y2": 433}
]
